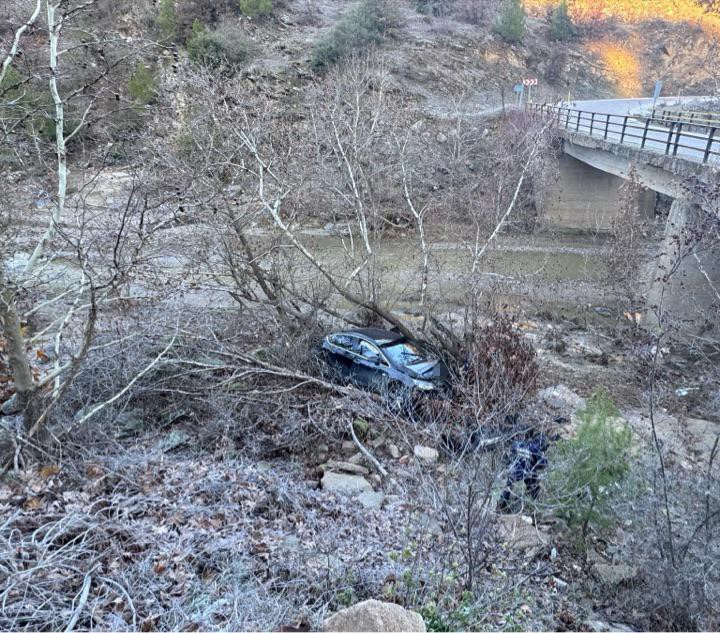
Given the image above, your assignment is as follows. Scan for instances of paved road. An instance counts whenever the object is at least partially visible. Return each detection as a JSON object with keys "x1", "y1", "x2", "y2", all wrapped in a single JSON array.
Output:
[{"x1": 541, "y1": 97, "x2": 719, "y2": 166}]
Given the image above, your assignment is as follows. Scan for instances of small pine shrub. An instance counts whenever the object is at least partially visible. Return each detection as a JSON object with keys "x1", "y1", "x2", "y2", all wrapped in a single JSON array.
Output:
[
  {"x1": 187, "y1": 20, "x2": 256, "y2": 70},
  {"x1": 493, "y1": 0, "x2": 526, "y2": 43},
  {"x1": 550, "y1": 0, "x2": 574, "y2": 41},
  {"x1": 311, "y1": 0, "x2": 397, "y2": 70},
  {"x1": 156, "y1": 0, "x2": 178, "y2": 42},
  {"x1": 128, "y1": 62, "x2": 157, "y2": 104},
  {"x1": 547, "y1": 390, "x2": 634, "y2": 543},
  {"x1": 238, "y1": 0, "x2": 273, "y2": 17}
]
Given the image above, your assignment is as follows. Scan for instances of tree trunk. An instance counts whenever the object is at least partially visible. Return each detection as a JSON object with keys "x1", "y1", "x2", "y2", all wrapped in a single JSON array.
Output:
[{"x1": 0, "y1": 280, "x2": 36, "y2": 432}]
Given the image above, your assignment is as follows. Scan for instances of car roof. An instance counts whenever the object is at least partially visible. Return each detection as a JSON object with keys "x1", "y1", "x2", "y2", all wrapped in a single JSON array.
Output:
[{"x1": 338, "y1": 328, "x2": 405, "y2": 345}]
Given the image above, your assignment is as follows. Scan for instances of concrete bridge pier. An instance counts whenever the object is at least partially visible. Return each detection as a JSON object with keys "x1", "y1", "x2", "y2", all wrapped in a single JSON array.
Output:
[{"x1": 647, "y1": 198, "x2": 720, "y2": 338}]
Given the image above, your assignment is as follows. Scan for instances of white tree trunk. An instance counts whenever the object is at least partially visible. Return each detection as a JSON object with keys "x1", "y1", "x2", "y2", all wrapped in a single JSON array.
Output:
[
  {"x1": 0, "y1": 0, "x2": 43, "y2": 87},
  {"x1": 24, "y1": 1, "x2": 67, "y2": 277}
]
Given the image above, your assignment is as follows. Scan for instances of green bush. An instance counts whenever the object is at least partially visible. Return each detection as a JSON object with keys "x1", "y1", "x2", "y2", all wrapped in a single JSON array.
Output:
[
  {"x1": 547, "y1": 389, "x2": 634, "y2": 542},
  {"x1": 550, "y1": 0, "x2": 574, "y2": 41},
  {"x1": 156, "y1": 0, "x2": 178, "y2": 42},
  {"x1": 238, "y1": 0, "x2": 273, "y2": 17},
  {"x1": 493, "y1": 0, "x2": 525, "y2": 42},
  {"x1": 187, "y1": 20, "x2": 256, "y2": 70},
  {"x1": 1, "y1": 68, "x2": 61, "y2": 142},
  {"x1": 311, "y1": 0, "x2": 397, "y2": 70},
  {"x1": 412, "y1": 0, "x2": 452, "y2": 16},
  {"x1": 128, "y1": 62, "x2": 157, "y2": 104}
]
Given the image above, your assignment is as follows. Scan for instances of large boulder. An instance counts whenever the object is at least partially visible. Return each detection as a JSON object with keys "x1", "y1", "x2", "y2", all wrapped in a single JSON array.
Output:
[
  {"x1": 592, "y1": 562, "x2": 638, "y2": 587},
  {"x1": 323, "y1": 599, "x2": 426, "y2": 632},
  {"x1": 538, "y1": 384, "x2": 586, "y2": 412},
  {"x1": 322, "y1": 460, "x2": 369, "y2": 476},
  {"x1": 321, "y1": 471, "x2": 372, "y2": 494},
  {"x1": 413, "y1": 445, "x2": 438, "y2": 463}
]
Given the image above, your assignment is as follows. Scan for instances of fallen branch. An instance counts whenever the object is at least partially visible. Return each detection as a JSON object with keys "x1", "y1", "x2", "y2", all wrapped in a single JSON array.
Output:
[
  {"x1": 65, "y1": 573, "x2": 92, "y2": 632},
  {"x1": 348, "y1": 418, "x2": 388, "y2": 478}
]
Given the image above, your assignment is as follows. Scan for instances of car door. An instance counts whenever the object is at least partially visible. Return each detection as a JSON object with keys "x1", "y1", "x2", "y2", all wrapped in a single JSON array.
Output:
[
  {"x1": 324, "y1": 334, "x2": 360, "y2": 380},
  {"x1": 350, "y1": 339, "x2": 390, "y2": 388}
]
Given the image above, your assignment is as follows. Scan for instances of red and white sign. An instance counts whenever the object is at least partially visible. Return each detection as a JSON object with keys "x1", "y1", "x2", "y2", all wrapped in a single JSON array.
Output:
[{"x1": 522, "y1": 78, "x2": 538, "y2": 86}]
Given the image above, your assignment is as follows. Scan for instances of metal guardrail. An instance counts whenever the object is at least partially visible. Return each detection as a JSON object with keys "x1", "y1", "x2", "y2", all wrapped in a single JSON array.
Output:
[
  {"x1": 527, "y1": 103, "x2": 720, "y2": 165},
  {"x1": 652, "y1": 108, "x2": 720, "y2": 128}
]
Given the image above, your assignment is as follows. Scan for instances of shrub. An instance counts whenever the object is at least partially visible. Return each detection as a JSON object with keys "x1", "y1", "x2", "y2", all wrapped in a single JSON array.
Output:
[
  {"x1": 156, "y1": 0, "x2": 178, "y2": 42},
  {"x1": 458, "y1": 317, "x2": 539, "y2": 419},
  {"x1": 412, "y1": 0, "x2": 452, "y2": 16},
  {"x1": 550, "y1": 0, "x2": 574, "y2": 41},
  {"x1": 238, "y1": 0, "x2": 273, "y2": 17},
  {"x1": 493, "y1": 0, "x2": 525, "y2": 42},
  {"x1": 547, "y1": 390, "x2": 634, "y2": 543},
  {"x1": 545, "y1": 48, "x2": 567, "y2": 84},
  {"x1": 311, "y1": 0, "x2": 397, "y2": 70},
  {"x1": 176, "y1": 0, "x2": 239, "y2": 39},
  {"x1": 187, "y1": 20, "x2": 256, "y2": 70},
  {"x1": 128, "y1": 62, "x2": 157, "y2": 104}
]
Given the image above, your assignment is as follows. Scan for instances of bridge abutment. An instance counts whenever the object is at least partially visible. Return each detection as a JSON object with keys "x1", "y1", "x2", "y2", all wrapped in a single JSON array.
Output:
[{"x1": 647, "y1": 199, "x2": 720, "y2": 338}]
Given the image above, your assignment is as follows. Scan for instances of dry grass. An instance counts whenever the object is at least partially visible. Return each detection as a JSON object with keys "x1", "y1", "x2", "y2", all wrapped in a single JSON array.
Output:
[
  {"x1": 527, "y1": 0, "x2": 720, "y2": 34},
  {"x1": 586, "y1": 40, "x2": 642, "y2": 97}
]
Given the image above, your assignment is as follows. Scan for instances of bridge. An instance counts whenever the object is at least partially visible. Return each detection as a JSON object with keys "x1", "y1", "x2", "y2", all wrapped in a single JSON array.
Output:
[{"x1": 527, "y1": 98, "x2": 720, "y2": 334}]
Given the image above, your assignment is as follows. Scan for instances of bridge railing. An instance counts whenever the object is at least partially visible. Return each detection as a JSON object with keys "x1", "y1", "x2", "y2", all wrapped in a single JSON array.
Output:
[
  {"x1": 651, "y1": 107, "x2": 720, "y2": 129},
  {"x1": 527, "y1": 103, "x2": 720, "y2": 166}
]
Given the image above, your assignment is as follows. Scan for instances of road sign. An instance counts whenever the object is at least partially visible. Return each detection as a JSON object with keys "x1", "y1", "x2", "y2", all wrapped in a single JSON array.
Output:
[
  {"x1": 522, "y1": 78, "x2": 538, "y2": 87},
  {"x1": 513, "y1": 84, "x2": 524, "y2": 94},
  {"x1": 653, "y1": 80, "x2": 663, "y2": 100}
]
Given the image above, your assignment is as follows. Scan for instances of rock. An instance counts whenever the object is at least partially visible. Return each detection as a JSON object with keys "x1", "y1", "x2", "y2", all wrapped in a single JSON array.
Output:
[
  {"x1": 592, "y1": 562, "x2": 638, "y2": 587},
  {"x1": 371, "y1": 435, "x2": 385, "y2": 449},
  {"x1": 305, "y1": 551, "x2": 343, "y2": 573},
  {"x1": 413, "y1": 445, "x2": 438, "y2": 463},
  {"x1": 436, "y1": 132, "x2": 448, "y2": 144},
  {"x1": 496, "y1": 514, "x2": 548, "y2": 555},
  {"x1": 538, "y1": 384, "x2": 586, "y2": 412},
  {"x1": 323, "y1": 599, "x2": 426, "y2": 632},
  {"x1": 357, "y1": 490, "x2": 384, "y2": 509},
  {"x1": 571, "y1": 337, "x2": 604, "y2": 358},
  {"x1": 322, "y1": 460, "x2": 369, "y2": 476},
  {"x1": 587, "y1": 620, "x2": 636, "y2": 632},
  {"x1": 321, "y1": 471, "x2": 372, "y2": 494},
  {"x1": 388, "y1": 444, "x2": 401, "y2": 459},
  {"x1": 348, "y1": 452, "x2": 365, "y2": 465},
  {"x1": 159, "y1": 430, "x2": 191, "y2": 452},
  {"x1": 341, "y1": 440, "x2": 356, "y2": 454},
  {"x1": 114, "y1": 410, "x2": 144, "y2": 436},
  {"x1": 1, "y1": 394, "x2": 19, "y2": 415},
  {"x1": 553, "y1": 576, "x2": 568, "y2": 589}
]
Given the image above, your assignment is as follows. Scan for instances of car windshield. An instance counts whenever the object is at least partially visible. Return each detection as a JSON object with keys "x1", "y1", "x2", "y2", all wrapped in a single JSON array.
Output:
[{"x1": 382, "y1": 341, "x2": 432, "y2": 367}]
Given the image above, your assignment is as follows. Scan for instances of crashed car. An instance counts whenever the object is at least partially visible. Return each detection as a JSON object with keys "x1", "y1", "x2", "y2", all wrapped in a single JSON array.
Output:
[{"x1": 319, "y1": 328, "x2": 450, "y2": 405}]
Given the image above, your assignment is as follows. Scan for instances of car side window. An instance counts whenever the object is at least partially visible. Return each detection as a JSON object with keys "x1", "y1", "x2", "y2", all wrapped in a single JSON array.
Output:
[
  {"x1": 330, "y1": 334, "x2": 356, "y2": 351},
  {"x1": 358, "y1": 341, "x2": 387, "y2": 365}
]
